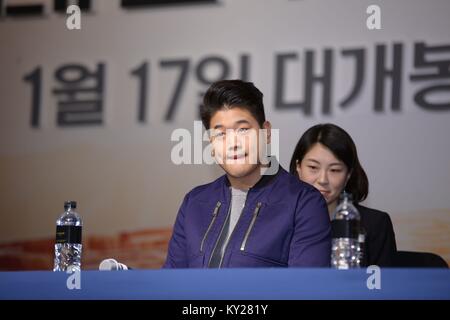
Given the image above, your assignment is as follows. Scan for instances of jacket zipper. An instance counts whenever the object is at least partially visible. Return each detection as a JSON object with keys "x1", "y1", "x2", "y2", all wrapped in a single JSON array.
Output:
[
  {"x1": 216, "y1": 198, "x2": 259, "y2": 268},
  {"x1": 208, "y1": 187, "x2": 239, "y2": 268},
  {"x1": 207, "y1": 199, "x2": 232, "y2": 267},
  {"x1": 216, "y1": 203, "x2": 242, "y2": 268},
  {"x1": 240, "y1": 202, "x2": 262, "y2": 251},
  {"x1": 200, "y1": 201, "x2": 221, "y2": 253}
]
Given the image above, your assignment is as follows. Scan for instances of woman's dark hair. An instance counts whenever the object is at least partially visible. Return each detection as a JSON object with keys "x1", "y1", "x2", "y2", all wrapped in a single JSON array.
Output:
[
  {"x1": 201, "y1": 80, "x2": 266, "y2": 130},
  {"x1": 289, "y1": 123, "x2": 369, "y2": 203}
]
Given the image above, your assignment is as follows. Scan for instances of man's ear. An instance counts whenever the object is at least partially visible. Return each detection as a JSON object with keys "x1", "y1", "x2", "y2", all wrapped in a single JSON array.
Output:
[
  {"x1": 207, "y1": 127, "x2": 214, "y2": 144},
  {"x1": 209, "y1": 132, "x2": 216, "y2": 157},
  {"x1": 263, "y1": 121, "x2": 272, "y2": 144}
]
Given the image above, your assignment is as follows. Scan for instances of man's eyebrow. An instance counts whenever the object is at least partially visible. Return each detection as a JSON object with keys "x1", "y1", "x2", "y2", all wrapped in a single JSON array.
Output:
[
  {"x1": 235, "y1": 119, "x2": 251, "y2": 126},
  {"x1": 213, "y1": 119, "x2": 251, "y2": 130}
]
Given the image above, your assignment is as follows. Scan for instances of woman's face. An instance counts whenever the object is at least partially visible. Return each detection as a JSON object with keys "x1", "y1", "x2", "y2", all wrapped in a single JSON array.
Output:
[{"x1": 296, "y1": 143, "x2": 350, "y2": 209}]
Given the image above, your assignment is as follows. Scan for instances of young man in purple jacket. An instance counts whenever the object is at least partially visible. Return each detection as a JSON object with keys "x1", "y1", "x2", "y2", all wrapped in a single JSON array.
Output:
[{"x1": 163, "y1": 80, "x2": 331, "y2": 268}]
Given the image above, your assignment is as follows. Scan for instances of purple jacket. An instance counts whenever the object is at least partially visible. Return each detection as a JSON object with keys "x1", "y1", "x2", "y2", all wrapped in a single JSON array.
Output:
[{"x1": 163, "y1": 166, "x2": 331, "y2": 268}]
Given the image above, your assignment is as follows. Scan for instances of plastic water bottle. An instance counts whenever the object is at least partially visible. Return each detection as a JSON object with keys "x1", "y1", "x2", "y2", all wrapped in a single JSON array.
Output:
[
  {"x1": 331, "y1": 192, "x2": 363, "y2": 269},
  {"x1": 53, "y1": 201, "x2": 82, "y2": 272}
]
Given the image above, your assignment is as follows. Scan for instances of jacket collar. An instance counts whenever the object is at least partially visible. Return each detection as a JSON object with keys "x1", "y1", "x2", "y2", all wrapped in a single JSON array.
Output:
[{"x1": 223, "y1": 156, "x2": 281, "y2": 191}]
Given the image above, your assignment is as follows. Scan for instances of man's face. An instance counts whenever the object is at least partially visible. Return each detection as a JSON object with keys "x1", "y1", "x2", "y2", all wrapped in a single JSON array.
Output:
[{"x1": 209, "y1": 107, "x2": 269, "y2": 179}]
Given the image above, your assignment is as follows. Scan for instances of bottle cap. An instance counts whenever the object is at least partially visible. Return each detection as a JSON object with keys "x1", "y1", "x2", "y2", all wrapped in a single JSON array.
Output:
[
  {"x1": 64, "y1": 201, "x2": 77, "y2": 209},
  {"x1": 339, "y1": 191, "x2": 353, "y2": 201}
]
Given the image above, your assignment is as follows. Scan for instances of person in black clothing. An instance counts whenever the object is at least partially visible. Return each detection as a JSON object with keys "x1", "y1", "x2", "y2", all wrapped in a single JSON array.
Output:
[{"x1": 289, "y1": 123, "x2": 397, "y2": 267}]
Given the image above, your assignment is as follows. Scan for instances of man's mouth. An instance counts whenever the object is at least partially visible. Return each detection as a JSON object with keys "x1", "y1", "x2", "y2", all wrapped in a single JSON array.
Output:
[{"x1": 227, "y1": 153, "x2": 247, "y2": 160}]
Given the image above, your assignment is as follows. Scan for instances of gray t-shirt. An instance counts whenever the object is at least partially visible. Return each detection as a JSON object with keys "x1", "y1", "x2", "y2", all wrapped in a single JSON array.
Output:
[
  {"x1": 219, "y1": 187, "x2": 248, "y2": 258},
  {"x1": 209, "y1": 187, "x2": 248, "y2": 267}
]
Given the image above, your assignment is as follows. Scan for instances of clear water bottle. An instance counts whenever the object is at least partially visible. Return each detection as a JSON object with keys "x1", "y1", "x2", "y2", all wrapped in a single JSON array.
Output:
[
  {"x1": 53, "y1": 201, "x2": 82, "y2": 272},
  {"x1": 331, "y1": 192, "x2": 363, "y2": 269}
]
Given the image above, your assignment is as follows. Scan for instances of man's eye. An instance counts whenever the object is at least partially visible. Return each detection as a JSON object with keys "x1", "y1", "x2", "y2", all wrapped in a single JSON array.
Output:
[
  {"x1": 237, "y1": 128, "x2": 250, "y2": 133},
  {"x1": 215, "y1": 132, "x2": 225, "y2": 138}
]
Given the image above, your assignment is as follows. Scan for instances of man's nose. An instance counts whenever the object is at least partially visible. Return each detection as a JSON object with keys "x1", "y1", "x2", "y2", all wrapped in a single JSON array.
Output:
[{"x1": 226, "y1": 131, "x2": 241, "y2": 149}]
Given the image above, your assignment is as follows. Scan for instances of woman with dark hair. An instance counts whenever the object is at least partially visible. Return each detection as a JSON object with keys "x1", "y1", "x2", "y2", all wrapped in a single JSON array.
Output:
[{"x1": 290, "y1": 123, "x2": 397, "y2": 267}]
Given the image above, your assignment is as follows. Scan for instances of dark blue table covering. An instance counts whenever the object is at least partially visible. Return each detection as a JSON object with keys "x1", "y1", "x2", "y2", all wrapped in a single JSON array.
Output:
[{"x1": 0, "y1": 268, "x2": 449, "y2": 300}]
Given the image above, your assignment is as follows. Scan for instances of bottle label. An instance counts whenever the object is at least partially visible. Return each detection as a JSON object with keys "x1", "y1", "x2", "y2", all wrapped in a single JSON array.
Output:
[
  {"x1": 55, "y1": 226, "x2": 82, "y2": 244},
  {"x1": 331, "y1": 220, "x2": 360, "y2": 238}
]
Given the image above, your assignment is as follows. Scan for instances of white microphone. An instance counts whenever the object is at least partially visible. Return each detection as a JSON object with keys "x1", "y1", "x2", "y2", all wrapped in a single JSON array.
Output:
[{"x1": 99, "y1": 258, "x2": 129, "y2": 271}]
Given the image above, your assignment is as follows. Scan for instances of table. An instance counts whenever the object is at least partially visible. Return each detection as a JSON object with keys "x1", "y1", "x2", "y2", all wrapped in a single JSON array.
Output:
[{"x1": 1, "y1": 268, "x2": 449, "y2": 300}]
